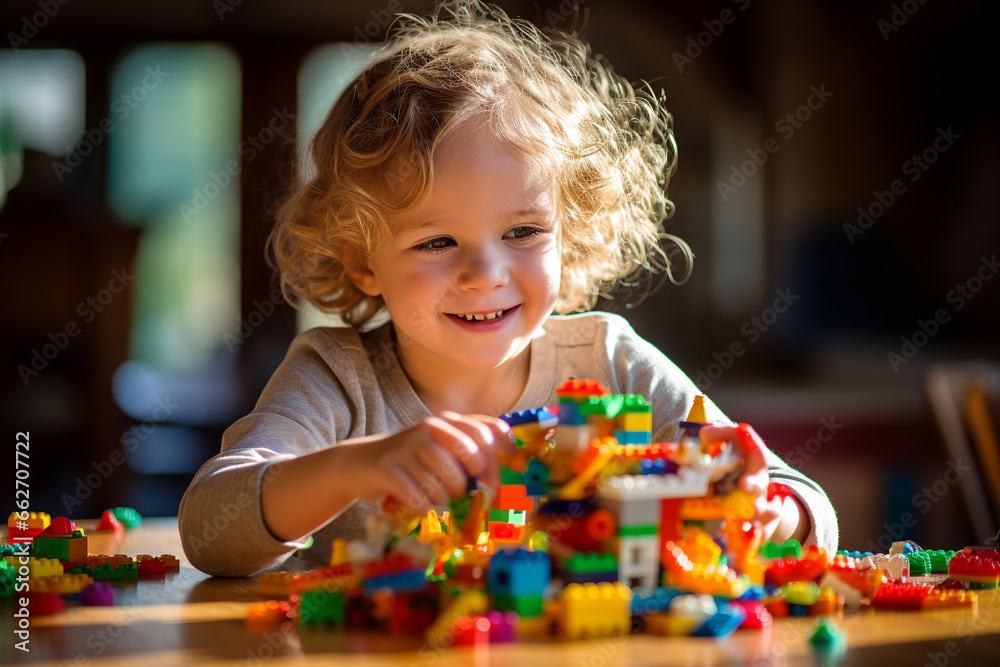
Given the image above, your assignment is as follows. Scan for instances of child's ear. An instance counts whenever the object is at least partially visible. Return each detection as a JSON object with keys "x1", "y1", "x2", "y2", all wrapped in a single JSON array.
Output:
[{"x1": 344, "y1": 248, "x2": 381, "y2": 297}]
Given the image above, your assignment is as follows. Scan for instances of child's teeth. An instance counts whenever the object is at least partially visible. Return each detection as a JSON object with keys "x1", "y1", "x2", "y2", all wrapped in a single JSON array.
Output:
[
  {"x1": 474, "y1": 314, "x2": 485, "y2": 321},
  {"x1": 485, "y1": 312, "x2": 497, "y2": 320},
  {"x1": 459, "y1": 310, "x2": 505, "y2": 321}
]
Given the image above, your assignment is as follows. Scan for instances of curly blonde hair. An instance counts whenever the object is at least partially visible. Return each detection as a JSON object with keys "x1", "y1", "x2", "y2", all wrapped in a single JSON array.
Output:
[{"x1": 268, "y1": 0, "x2": 683, "y2": 327}]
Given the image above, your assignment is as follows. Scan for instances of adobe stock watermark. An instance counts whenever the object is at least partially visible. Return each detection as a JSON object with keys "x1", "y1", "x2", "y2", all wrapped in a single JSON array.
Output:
[
  {"x1": 16, "y1": 267, "x2": 136, "y2": 387},
  {"x1": 877, "y1": 0, "x2": 931, "y2": 41},
  {"x1": 844, "y1": 126, "x2": 960, "y2": 244},
  {"x1": 887, "y1": 254, "x2": 997, "y2": 373},
  {"x1": 784, "y1": 417, "x2": 844, "y2": 469},
  {"x1": 672, "y1": 0, "x2": 751, "y2": 73},
  {"x1": 693, "y1": 287, "x2": 800, "y2": 391},
  {"x1": 61, "y1": 396, "x2": 179, "y2": 513},
  {"x1": 179, "y1": 106, "x2": 295, "y2": 224},
  {"x1": 51, "y1": 65, "x2": 171, "y2": 182},
  {"x1": 716, "y1": 84, "x2": 834, "y2": 201},
  {"x1": 222, "y1": 286, "x2": 286, "y2": 352},
  {"x1": 866, "y1": 457, "x2": 970, "y2": 554},
  {"x1": 7, "y1": 0, "x2": 72, "y2": 52}
]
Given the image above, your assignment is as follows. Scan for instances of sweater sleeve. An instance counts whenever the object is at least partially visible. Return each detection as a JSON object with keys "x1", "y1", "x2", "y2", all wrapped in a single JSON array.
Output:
[
  {"x1": 600, "y1": 313, "x2": 840, "y2": 555},
  {"x1": 178, "y1": 330, "x2": 356, "y2": 577}
]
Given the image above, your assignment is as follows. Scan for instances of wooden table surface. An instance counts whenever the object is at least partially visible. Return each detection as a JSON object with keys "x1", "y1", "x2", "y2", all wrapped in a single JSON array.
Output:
[{"x1": 4, "y1": 518, "x2": 1000, "y2": 666}]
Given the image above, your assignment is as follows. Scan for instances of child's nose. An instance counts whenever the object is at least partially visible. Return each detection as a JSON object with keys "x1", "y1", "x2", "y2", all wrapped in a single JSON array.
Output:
[{"x1": 456, "y1": 246, "x2": 509, "y2": 292}]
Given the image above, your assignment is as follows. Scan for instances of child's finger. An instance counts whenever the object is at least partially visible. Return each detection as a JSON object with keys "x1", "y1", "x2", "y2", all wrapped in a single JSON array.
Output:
[
  {"x1": 433, "y1": 412, "x2": 492, "y2": 476},
  {"x1": 408, "y1": 438, "x2": 470, "y2": 501},
  {"x1": 384, "y1": 462, "x2": 435, "y2": 514},
  {"x1": 700, "y1": 423, "x2": 767, "y2": 475}
]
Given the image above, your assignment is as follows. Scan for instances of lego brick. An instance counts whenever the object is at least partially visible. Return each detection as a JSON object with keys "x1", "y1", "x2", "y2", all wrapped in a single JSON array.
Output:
[
  {"x1": 364, "y1": 569, "x2": 428, "y2": 596},
  {"x1": 619, "y1": 395, "x2": 651, "y2": 414},
  {"x1": 617, "y1": 412, "x2": 652, "y2": 430},
  {"x1": 488, "y1": 509, "x2": 526, "y2": 525},
  {"x1": 555, "y1": 424, "x2": 593, "y2": 451},
  {"x1": 555, "y1": 379, "x2": 609, "y2": 399},
  {"x1": 614, "y1": 535, "x2": 660, "y2": 590},
  {"x1": 92, "y1": 563, "x2": 138, "y2": 581},
  {"x1": 618, "y1": 524, "x2": 657, "y2": 537},
  {"x1": 523, "y1": 460, "x2": 550, "y2": 495},
  {"x1": 487, "y1": 522, "x2": 524, "y2": 543},
  {"x1": 597, "y1": 494, "x2": 660, "y2": 528},
  {"x1": 109, "y1": 507, "x2": 142, "y2": 530},
  {"x1": 484, "y1": 610, "x2": 518, "y2": 643},
  {"x1": 488, "y1": 548, "x2": 550, "y2": 597},
  {"x1": 81, "y1": 582, "x2": 115, "y2": 606},
  {"x1": 29, "y1": 573, "x2": 94, "y2": 595},
  {"x1": 493, "y1": 593, "x2": 543, "y2": 617},
  {"x1": 497, "y1": 485, "x2": 533, "y2": 511},
  {"x1": 631, "y1": 586, "x2": 684, "y2": 615},
  {"x1": 564, "y1": 552, "x2": 618, "y2": 574},
  {"x1": 691, "y1": 605, "x2": 746, "y2": 637},
  {"x1": 299, "y1": 589, "x2": 345, "y2": 627},
  {"x1": 500, "y1": 407, "x2": 557, "y2": 428},
  {"x1": 613, "y1": 429, "x2": 651, "y2": 445},
  {"x1": 453, "y1": 615, "x2": 491, "y2": 646},
  {"x1": 558, "y1": 582, "x2": 632, "y2": 639},
  {"x1": 597, "y1": 470, "x2": 712, "y2": 501},
  {"x1": 31, "y1": 535, "x2": 88, "y2": 562},
  {"x1": 246, "y1": 600, "x2": 292, "y2": 631}
]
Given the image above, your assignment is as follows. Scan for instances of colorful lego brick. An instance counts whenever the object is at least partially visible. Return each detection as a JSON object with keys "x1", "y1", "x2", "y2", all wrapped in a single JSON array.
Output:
[
  {"x1": 246, "y1": 600, "x2": 292, "y2": 631},
  {"x1": 487, "y1": 522, "x2": 525, "y2": 543},
  {"x1": 557, "y1": 401, "x2": 585, "y2": 426},
  {"x1": 631, "y1": 586, "x2": 683, "y2": 615},
  {"x1": 731, "y1": 598, "x2": 772, "y2": 629},
  {"x1": 906, "y1": 549, "x2": 955, "y2": 575},
  {"x1": 554, "y1": 424, "x2": 593, "y2": 451},
  {"x1": 557, "y1": 582, "x2": 632, "y2": 639},
  {"x1": 299, "y1": 589, "x2": 345, "y2": 627},
  {"x1": 452, "y1": 615, "x2": 491, "y2": 646},
  {"x1": 618, "y1": 412, "x2": 653, "y2": 431},
  {"x1": 484, "y1": 610, "x2": 518, "y2": 642},
  {"x1": 826, "y1": 554, "x2": 884, "y2": 599},
  {"x1": 662, "y1": 542, "x2": 748, "y2": 598},
  {"x1": 488, "y1": 548, "x2": 549, "y2": 597},
  {"x1": 31, "y1": 535, "x2": 88, "y2": 562},
  {"x1": 30, "y1": 573, "x2": 94, "y2": 595},
  {"x1": 364, "y1": 569, "x2": 428, "y2": 596},
  {"x1": 613, "y1": 429, "x2": 651, "y2": 445},
  {"x1": 109, "y1": 507, "x2": 142, "y2": 530},
  {"x1": 523, "y1": 460, "x2": 550, "y2": 496},
  {"x1": 765, "y1": 545, "x2": 829, "y2": 587},
  {"x1": 28, "y1": 591, "x2": 65, "y2": 616},
  {"x1": 137, "y1": 558, "x2": 167, "y2": 577},
  {"x1": 809, "y1": 588, "x2": 844, "y2": 615},
  {"x1": 564, "y1": 552, "x2": 618, "y2": 574},
  {"x1": 691, "y1": 605, "x2": 746, "y2": 637},
  {"x1": 0, "y1": 561, "x2": 15, "y2": 597},
  {"x1": 426, "y1": 590, "x2": 489, "y2": 646},
  {"x1": 258, "y1": 572, "x2": 299, "y2": 597},
  {"x1": 6, "y1": 511, "x2": 51, "y2": 544},
  {"x1": 556, "y1": 378, "x2": 610, "y2": 400},
  {"x1": 872, "y1": 581, "x2": 933, "y2": 609},
  {"x1": 760, "y1": 539, "x2": 803, "y2": 560},
  {"x1": 493, "y1": 593, "x2": 544, "y2": 617},
  {"x1": 782, "y1": 581, "x2": 821, "y2": 606},
  {"x1": 18, "y1": 558, "x2": 64, "y2": 579},
  {"x1": 93, "y1": 563, "x2": 138, "y2": 581},
  {"x1": 923, "y1": 588, "x2": 978, "y2": 610},
  {"x1": 809, "y1": 617, "x2": 846, "y2": 652},
  {"x1": 81, "y1": 582, "x2": 115, "y2": 606},
  {"x1": 501, "y1": 406, "x2": 558, "y2": 428},
  {"x1": 496, "y1": 485, "x2": 533, "y2": 511},
  {"x1": 94, "y1": 510, "x2": 124, "y2": 539},
  {"x1": 948, "y1": 549, "x2": 1000, "y2": 587}
]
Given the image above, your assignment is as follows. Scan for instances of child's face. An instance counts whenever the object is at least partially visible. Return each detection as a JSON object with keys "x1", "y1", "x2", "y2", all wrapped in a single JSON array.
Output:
[{"x1": 350, "y1": 121, "x2": 561, "y2": 376}]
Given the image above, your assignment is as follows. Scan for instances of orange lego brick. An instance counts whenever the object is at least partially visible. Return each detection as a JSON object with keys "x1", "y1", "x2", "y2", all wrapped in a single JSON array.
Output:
[{"x1": 497, "y1": 485, "x2": 533, "y2": 511}]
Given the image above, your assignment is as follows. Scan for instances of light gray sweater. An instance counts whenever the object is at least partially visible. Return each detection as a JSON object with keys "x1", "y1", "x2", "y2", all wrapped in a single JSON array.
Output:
[{"x1": 179, "y1": 312, "x2": 838, "y2": 577}]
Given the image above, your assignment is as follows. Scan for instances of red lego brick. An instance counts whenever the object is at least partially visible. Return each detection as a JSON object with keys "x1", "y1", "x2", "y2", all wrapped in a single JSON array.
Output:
[
  {"x1": 497, "y1": 485, "x2": 533, "y2": 512},
  {"x1": 363, "y1": 553, "x2": 414, "y2": 578},
  {"x1": 765, "y1": 546, "x2": 829, "y2": 587},
  {"x1": 138, "y1": 558, "x2": 166, "y2": 577},
  {"x1": 556, "y1": 379, "x2": 609, "y2": 399},
  {"x1": 872, "y1": 581, "x2": 933, "y2": 609}
]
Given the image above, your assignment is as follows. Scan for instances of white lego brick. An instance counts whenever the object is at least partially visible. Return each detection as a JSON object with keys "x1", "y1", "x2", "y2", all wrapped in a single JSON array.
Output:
[{"x1": 597, "y1": 470, "x2": 712, "y2": 501}]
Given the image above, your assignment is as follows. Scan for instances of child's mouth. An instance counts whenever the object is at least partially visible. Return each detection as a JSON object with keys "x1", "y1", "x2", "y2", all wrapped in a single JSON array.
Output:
[{"x1": 445, "y1": 305, "x2": 519, "y2": 330}]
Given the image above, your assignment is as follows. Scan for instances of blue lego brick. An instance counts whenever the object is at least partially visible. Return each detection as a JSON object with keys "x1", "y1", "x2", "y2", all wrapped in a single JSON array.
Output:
[
  {"x1": 487, "y1": 548, "x2": 550, "y2": 597},
  {"x1": 639, "y1": 458, "x2": 678, "y2": 475},
  {"x1": 788, "y1": 603, "x2": 809, "y2": 617},
  {"x1": 691, "y1": 605, "x2": 746, "y2": 638},
  {"x1": 613, "y1": 429, "x2": 651, "y2": 445},
  {"x1": 524, "y1": 460, "x2": 550, "y2": 496},
  {"x1": 538, "y1": 499, "x2": 596, "y2": 517},
  {"x1": 738, "y1": 585, "x2": 767, "y2": 601},
  {"x1": 631, "y1": 586, "x2": 684, "y2": 615},
  {"x1": 558, "y1": 402, "x2": 585, "y2": 426},
  {"x1": 501, "y1": 407, "x2": 557, "y2": 427},
  {"x1": 364, "y1": 569, "x2": 429, "y2": 596}
]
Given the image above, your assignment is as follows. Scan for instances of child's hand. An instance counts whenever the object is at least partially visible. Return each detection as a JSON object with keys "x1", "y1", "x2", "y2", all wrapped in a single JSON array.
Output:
[
  {"x1": 699, "y1": 423, "x2": 810, "y2": 544},
  {"x1": 338, "y1": 412, "x2": 515, "y2": 514}
]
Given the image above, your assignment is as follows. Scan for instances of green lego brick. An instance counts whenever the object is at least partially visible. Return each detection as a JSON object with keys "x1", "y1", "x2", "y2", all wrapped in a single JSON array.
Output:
[
  {"x1": 618, "y1": 524, "x2": 657, "y2": 537},
  {"x1": 300, "y1": 589, "x2": 345, "y2": 627},
  {"x1": 493, "y1": 593, "x2": 543, "y2": 617},
  {"x1": 449, "y1": 496, "x2": 473, "y2": 528},
  {"x1": 906, "y1": 549, "x2": 956, "y2": 576},
  {"x1": 759, "y1": 539, "x2": 802, "y2": 560},
  {"x1": 564, "y1": 552, "x2": 618, "y2": 574},
  {"x1": 500, "y1": 467, "x2": 524, "y2": 485},
  {"x1": 578, "y1": 395, "x2": 625, "y2": 419},
  {"x1": 488, "y1": 509, "x2": 526, "y2": 526},
  {"x1": 93, "y1": 563, "x2": 138, "y2": 581},
  {"x1": 110, "y1": 507, "x2": 142, "y2": 530},
  {"x1": 619, "y1": 395, "x2": 652, "y2": 413},
  {"x1": 0, "y1": 561, "x2": 15, "y2": 597}
]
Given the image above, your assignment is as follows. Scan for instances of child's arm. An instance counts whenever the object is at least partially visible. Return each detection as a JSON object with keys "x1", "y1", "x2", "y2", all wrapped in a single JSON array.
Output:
[{"x1": 260, "y1": 413, "x2": 512, "y2": 542}]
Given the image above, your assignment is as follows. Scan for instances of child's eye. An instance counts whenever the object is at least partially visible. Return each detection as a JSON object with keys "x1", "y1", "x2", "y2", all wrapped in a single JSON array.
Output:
[
  {"x1": 413, "y1": 237, "x2": 455, "y2": 253},
  {"x1": 504, "y1": 226, "x2": 543, "y2": 242}
]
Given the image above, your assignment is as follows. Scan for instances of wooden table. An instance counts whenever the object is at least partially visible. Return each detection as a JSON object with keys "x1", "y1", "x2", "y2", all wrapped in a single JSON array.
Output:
[{"x1": 4, "y1": 518, "x2": 1000, "y2": 666}]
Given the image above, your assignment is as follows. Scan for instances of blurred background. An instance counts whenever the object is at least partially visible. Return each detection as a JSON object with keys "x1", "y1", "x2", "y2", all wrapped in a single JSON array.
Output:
[{"x1": 0, "y1": 0, "x2": 996, "y2": 551}]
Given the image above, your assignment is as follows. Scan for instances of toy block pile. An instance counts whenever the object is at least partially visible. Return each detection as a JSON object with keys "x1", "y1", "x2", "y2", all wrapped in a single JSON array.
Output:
[
  {"x1": 2, "y1": 507, "x2": 179, "y2": 616},
  {"x1": 244, "y1": 379, "x2": 991, "y2": 649}
]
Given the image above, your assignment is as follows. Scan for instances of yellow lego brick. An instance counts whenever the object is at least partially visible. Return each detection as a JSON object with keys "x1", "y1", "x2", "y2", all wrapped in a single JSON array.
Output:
[
  {"x1": 618, "y1": 413, "x2": 652, "y2": 431},
  {"x1": 426, "y1": 590, "x2": 488, "y2": 647},
  {"x1": 18, "y1": 557, "x2": 65, "y2": 578},
  {"x1": 558, "y1": 582, "x2": 632, "y2": 639},
  {"x1": 7, "y1": 512, "x2": 51, "y2": 530},
  {"x1": 923, "y1": 589, "x2": 978, "y2": 610},
  {"x1": 645, "y1": 612, "x2": 700, "y2": 636},
  {"x1": 664, "y1": 563, "x2": 748, "y2": 598},
  {"x1": 30, "y1": 573, "x2": 94, "y2": 595},
  {"x1": 258, "y1": 572, "x2": 299, "y2": 598}
]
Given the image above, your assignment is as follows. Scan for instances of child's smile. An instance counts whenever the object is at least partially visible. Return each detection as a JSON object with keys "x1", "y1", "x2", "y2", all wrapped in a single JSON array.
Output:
[{"x1": 348, "y1": 119, "x2": 561, "y2": 410}]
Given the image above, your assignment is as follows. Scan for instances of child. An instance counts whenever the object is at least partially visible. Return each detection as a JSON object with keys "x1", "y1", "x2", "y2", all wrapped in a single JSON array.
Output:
[{"x1": 179, "y1": 0, "x2": 837, "y2": 577}]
